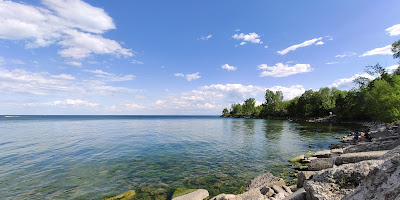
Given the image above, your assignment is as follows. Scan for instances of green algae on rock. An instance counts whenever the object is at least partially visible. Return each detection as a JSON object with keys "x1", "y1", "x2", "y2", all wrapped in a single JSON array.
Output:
[{"x1": 105, "y1": 190, "x2": 136, "y2": 200}]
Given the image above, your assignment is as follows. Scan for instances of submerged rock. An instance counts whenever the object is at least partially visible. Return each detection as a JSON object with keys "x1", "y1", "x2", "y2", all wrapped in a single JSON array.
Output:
[
  {"x1": 105, "y1": 190, "x2": 136, "y2": 200},
  {"x1": 243, "y1": 172, "x2": 285, "y2": 190},
  {"x1": 288, "y1": 155, "x2": 305, "y2": 163}
]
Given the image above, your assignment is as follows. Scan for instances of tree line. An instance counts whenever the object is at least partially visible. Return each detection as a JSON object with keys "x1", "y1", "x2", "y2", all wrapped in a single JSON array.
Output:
[{"x1": 222, "y1": 40, "x2": 400, "y2": 123}]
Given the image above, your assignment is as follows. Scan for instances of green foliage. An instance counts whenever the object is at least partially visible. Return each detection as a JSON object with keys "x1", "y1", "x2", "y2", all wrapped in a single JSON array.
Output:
[
  {"x1": 230, "y1": 103, "x2": 243, "y2": 116},
  {"x1": 222, "y1": 108, "x2": 229, "y2": 116}
]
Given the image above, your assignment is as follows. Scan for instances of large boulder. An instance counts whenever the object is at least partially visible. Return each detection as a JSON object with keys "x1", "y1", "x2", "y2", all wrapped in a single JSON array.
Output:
[
  {"x1": 335, "y1": 150, "x2": 388, "y2": 165},
  {"x1": 243, "y1": 172, "x2": 285, "y2": 190},
  {"x1": 313, "y1": 150, "x2": 332, "y2": 158},
  {"x1": 172, "y1": 189, "x2": 209, "y2": 200},
  {"x1": 343, "y1": 146, "x2": 400, "y2": 199},
  {"x1": 304, "y1": 160, "x2": 384, "y2": 200},
  {"x1": 307, "y1": 158, "x2": 335, "y2": 171},
  {"x1": 282, "y1": 188, "x2": 306, "y2": 200},
  {"x1": 343, "y1": 140, "x2": 397, "y2": 153}
]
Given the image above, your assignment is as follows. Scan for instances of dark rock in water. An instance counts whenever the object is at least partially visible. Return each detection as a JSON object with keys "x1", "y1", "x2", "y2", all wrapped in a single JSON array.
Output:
[
  {"x1": 304, "y1": 160, "x2": 383, "y2": 200},
  {"x1": 105, "y1": 190, "x2": 136, "y2": 200},
  {"x1": 343, "y1": 146, "x2": 400, "y2": 200},
  {"x1": 307, "y1": 158, "x2": 335, "y2": 171},
  {"x1": 243, "y1": 172, "x2": 285, "y2": 190}
]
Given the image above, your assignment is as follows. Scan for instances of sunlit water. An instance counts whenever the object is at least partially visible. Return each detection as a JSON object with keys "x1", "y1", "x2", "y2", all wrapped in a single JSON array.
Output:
[{"x1": 0, "y1": 116, "x2": 359, "y2": 199}]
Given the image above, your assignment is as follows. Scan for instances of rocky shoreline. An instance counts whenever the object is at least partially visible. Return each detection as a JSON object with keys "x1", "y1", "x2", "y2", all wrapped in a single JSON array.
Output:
[{"x1": 107, "y1": 123, "x2": 400, "y2": 200}]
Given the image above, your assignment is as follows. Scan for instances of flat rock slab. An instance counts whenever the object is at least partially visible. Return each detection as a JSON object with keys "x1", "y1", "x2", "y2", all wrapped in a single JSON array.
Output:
[
  {"x1": 308, "y1": 158, "x2": 335, "y2": 171},
  {"x1": 335, "y1": 150, "x2": 388, "y2": 165},
  {"x1": 243, "y1": 172, "x2": 285, "y2": 190},
  {"x1": 313, "y1": 150, "x2": 332, "y2": 158},
  {"x1": 172, "y1": 189, "x2": 209, "y2": 200},
  {"x1": 331, "y1": 148, "x2": 344, "y2": 154}
]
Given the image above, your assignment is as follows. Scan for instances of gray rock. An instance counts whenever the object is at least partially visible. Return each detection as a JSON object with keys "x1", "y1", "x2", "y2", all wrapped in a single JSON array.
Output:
[
  {"x1": 282, "y1": 188, "x2": 306, "y2": 200},
  {"x1": 313, "y1": 150, "x2": 332, "y2": 158},
  {"x1": 297, "y1": 171, "x2": 316, "y2": 188},
  {"x1": 335, "y1": 150, "x2": 388, "y2": 165},
  {"x1": 172, "y1": 189, "x2": 209, "y2": 200},
  {"x1": 304, "y1": 160, "x2": 384, "y2": 200},
  {"x1": 379, "y1": 144, "x2": 400, "y2": 160},
  {"x1": 307, "y1": 158, "x2": 335, "y2": 171},
  {"x1": 271, "y1": 185, "x2": 289, "y2": 197},
  {"x1": 244, "y1": 173, "x2": 285, "y2": 190},
  {"x1": 288, "y1": 185, "x2": 298, "y2": 193},
  {"x1": 331, "y1": 148, "x2": 343, "y2": 154},
  {"x1": 343, "y1": 147, "x2": 400, "y2": 200},
  {"x1": 343, "y1": 140, "x2": 396, "y2": 153},
  {"x1": 282, "y1": 186, "x2": 292, "y2": 194},
  {"x1": 260, "y1": 186, "x2": 275, "y2": 197},
  {"x1": 232, "y1": 189, "x2": 264, "y2": 200},
  {"x1": 211, "y1": 193, "x2": 236, "y2": 200},
  {"x1": 271, "y1": 192, "x2": 285, "y2": 200}
]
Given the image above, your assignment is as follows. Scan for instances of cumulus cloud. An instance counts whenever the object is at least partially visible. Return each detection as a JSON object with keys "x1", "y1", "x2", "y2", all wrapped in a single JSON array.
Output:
[
  {"x1": 277, "y1": 37, "x2": 324, "y2": 55},
  {"x1": 386, "y1": 24, "x2": 400, "y2": 36},
  {"x1": 359, "y1": 45, "x2": 392, "y2": 57},
  {"x1": 82, "y1": 69, "x2": 135, "y2": 82},
  {"x1": 258, "y1": 63, "x2": 313, "y2": 77},
  {"x1": 10, "y1": 59, "x2": 25, "y2": 65},
  {"x1": 232, "y1": 32, "x2": 262, "y2": 45},
  {"x1": 0, "y1": 67, "x2": 138, "y2": 96},
  {"x1": 200, "y1": 34, "x2": 212, "y2": 40},
  {"x1": 152, "y1": 84, "x2": 305, "y2": 111},
  {"x1": 0, "y1": 0, "x2": 132, "y2": 59},
  {"x1": 221, "y1": 64, "x2": 237, "y2": 71},
  {"x1": 174, "y1": 72, "x2": 201, "y2": 81},
  {"x1": 335, "y1": 52, "x2": 357, "y2": 58},
  {"x1": 329, "y1": 73, "x2": 375, "y2": 89},
  {"x1": 387, "y1": 64, "x2": 399, "y2": 73}
]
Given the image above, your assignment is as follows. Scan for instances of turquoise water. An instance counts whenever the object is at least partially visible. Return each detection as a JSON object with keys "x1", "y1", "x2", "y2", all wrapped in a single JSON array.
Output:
[{"x1": 0, "y1": 116, "x2": 358, "y2": 199}]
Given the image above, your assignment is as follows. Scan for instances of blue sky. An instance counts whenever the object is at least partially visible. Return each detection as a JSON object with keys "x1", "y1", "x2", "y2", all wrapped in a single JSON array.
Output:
[{"x1": 0, "y1": 0, "x2": 399, "y2": 115}]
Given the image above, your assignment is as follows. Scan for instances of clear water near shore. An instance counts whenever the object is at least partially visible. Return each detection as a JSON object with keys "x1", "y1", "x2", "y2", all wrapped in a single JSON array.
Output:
[{"x1": 0, "y1": 115, "x2": 360, "y2": 199}]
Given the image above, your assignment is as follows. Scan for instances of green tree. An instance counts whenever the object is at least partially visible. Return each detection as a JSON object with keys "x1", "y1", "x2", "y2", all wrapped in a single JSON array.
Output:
[
  {"x1": 242, "y1": 98, "x2": 256, "y2": 116},
  {"x1": 222, "y1": 108, "x2": 229, "y2": 116},
  {"x1": 230, "y1": 103, "x2": 243, "y2": 116}
]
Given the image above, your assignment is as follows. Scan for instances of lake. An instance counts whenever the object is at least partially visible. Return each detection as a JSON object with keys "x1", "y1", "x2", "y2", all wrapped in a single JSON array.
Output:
[{"x1": 0, "y1": 115, "x2": 359, "y2": 199}]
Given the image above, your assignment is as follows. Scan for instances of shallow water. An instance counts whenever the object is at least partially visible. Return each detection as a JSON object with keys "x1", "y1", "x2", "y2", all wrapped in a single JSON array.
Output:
[{"x1": 0, "y1": 115, "x2": 359, "y2": 199}]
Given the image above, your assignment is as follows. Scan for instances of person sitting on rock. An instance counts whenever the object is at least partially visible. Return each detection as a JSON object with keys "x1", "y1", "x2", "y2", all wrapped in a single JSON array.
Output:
[
  {"x1": 353, "y1": 131, "x2": 359, "y2": 144},
  {"x1": 365, "y1": 132, "x2": 372, "y2": 142}
]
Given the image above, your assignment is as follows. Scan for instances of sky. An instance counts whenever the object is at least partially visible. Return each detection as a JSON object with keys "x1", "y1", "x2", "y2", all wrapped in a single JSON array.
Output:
[{"x1": 0, "y1": 0, "x2": 400, "y2": 115}]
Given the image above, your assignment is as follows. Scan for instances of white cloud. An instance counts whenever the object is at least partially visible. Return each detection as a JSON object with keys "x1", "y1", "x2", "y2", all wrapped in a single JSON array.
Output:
[
  {"x1": 316, "y1": 41, "x2": 324, "y2": 45},
  {"x1": 329, "y1": 73, "x2": 375, "y2": 89},
  {"x1": 326, "y1": 62, "x2": 339, "y2": 65},
  {"x1": 185, "y1": 72, "x2": 201, "y2": 81},
  {"x1": 124, "y1": 103, "x2": 144, "y2": 109},
  {"x1": 258, "y1": 63, "x2": 313, "y2": 77},
  {"x1": 152, "y1": 84, "x2": 305, "y2": 111},
  {"x1": 132, "y1": 60, "x2": 144, "y2": 64},
  {"x1": 174, "y1": 72, "x2": 201, "y2": 81},
  {"x1": 235, "y1": 29, "x2": 240, "y2": 32},
  {"x1": 264, "y1": 45, "x2": 268, "y2": 48},
  {"x1": 335, "y1": 52, "x2": 357, "y2": 58},
  {"x1": 174, "y1": 73, "x2": 184, "y2": 77},
  {"x1": 232, "y1": 32, "x2": 262, "y2": 45},
  {"x1": 82, "y1": 69, "x2": 135, "y2": 81},
  {"x1": 65, "y1": 61, "x2": 82, "y2": 66},
  {"x1": 277, "y1": 37, "x2": 323, "y2": 55},
  {"x1": 359, "y1": 45, "x2": 392, "y2": 57},
  {"x1": 221, "y1": 64, "x2": 237, "y2": 71},
  {"x1": 0, "y1": 0, "x2": 131, "y2": 60},
  {"x1": 386, "y1": 24, "x2": 400, "y2": 36},
  {"x1": 387, "y1": 64, "x2": 399, "y2": 73},
  {"x1": 0, "y1": 67, "x2": 138, "y2": 96},
  {"x1": 50, "y1": 74, "x2": 75, "y2": 80},
  {"x1": 200, "y1": 34, "x2": 212, "y2": 40},
  {"x1": 25, "y1": 99, "x2": 99, "y2": 107}
]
